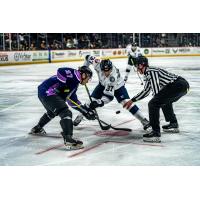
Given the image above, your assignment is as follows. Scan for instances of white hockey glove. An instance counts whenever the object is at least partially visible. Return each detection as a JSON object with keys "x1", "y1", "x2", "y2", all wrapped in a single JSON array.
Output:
[{"x1": 89, "y1": 99, "x2": 104, "y2": 110}]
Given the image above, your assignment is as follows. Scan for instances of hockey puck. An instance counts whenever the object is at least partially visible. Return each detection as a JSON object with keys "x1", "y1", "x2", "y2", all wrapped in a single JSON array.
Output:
[{"x1": 116, "y1": 110, "x2": 121, "y2": 114}]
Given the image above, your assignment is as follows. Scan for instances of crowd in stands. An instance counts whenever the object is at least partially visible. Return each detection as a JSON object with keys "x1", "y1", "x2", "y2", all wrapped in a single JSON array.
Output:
[
  {"x1": 138, "y1": 33, "x2": 200, "y2": 47},
  {"x1": 1, "y1": 33, "x2": 200, "y2": 51}
]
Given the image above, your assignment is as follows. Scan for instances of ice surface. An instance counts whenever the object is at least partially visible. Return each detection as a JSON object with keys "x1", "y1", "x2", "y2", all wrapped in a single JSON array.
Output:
[{"x1": 0, "y1": 57, "x2": 200, "y2": 166}]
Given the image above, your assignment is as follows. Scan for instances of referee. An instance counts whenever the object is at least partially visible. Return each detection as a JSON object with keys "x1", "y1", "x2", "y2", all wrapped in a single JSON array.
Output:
[{"x1": 123, "y1": 56, "x2": 190, "y2": 143}]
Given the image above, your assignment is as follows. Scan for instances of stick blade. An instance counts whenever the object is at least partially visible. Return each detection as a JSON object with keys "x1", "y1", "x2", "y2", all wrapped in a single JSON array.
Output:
[{"x1": 101, "y1": 124, "x2": 111, "y2": 130}]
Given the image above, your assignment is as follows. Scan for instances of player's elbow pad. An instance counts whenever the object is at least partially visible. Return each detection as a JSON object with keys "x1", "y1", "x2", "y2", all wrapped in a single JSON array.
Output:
[{"x1": 57, "y1": 69, "x2": 66, "y2": 83}]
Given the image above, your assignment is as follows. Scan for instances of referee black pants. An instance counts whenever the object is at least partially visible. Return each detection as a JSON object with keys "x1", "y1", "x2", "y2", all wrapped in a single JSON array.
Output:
[{"x1": 148, "y1": 77, "x2": 189, "y2": 133}]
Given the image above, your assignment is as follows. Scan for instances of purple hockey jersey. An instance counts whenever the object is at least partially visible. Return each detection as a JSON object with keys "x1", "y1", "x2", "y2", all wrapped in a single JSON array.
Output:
[{"x1": 38, "y1": 67, "x2": 82, "y2": 107}]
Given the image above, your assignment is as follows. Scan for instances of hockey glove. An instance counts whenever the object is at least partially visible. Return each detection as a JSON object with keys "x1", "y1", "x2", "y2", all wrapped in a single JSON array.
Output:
[
  {"x1": 90, "y1": 99, "x2": 104, "y2": 110},
  {"x1": 80, "y1": 105, "x2": 96, "y2": 120}
]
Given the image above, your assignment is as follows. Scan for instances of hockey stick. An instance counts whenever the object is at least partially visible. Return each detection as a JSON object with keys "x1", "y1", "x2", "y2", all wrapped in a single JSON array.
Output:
[
  {"x1": 133, "y1": 66, "x2": 143, "y2": 85},
  {"x1": 85, "y1": 84, "x2": 132, "y2": 132},
  {"x1": 99, "y1": 119, "x2": 132, "y2": 132},
  {"x1": 84, "y1": 84, "x2": 111, "y2": 130},
  {"x1": 67, "y1": 96, "x2": 110, "y2": 130},
  {"x1": 67, "y1": 93, "x2": 132, "y2": 132}
]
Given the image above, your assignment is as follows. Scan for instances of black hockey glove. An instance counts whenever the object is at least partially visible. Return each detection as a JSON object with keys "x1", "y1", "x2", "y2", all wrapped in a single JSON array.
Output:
[
  {"x1": 80, "y1": 105, "x2": 96, "y2": 120},
  {"x1": 89, "y1": 100, "x2": 104, "y2": 110}
]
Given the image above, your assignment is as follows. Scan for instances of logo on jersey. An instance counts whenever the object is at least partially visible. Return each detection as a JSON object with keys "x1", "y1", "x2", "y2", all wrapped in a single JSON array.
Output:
[
  {"x1": 110, "y1": 76, "x2": 115, "y2": 82},
  {"x1": 65, "y1": 70, "x2": 73, "y2": 78}
]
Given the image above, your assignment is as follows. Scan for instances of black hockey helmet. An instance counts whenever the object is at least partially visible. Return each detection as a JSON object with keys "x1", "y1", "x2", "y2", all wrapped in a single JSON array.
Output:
[
  {"x1": 128, "y1": 42, "x2": 137, "y2": 52},
  {"x1": 131, "y1": 42, "x2": 137, "y2": 47},
  {"x1": 100, "y1": 59, "x2": 113, "y2": 71},
  {"x1": 135, "y1": 56, "x2": 148, "y2": 68},
  {"x1": 79, "y1": 65, "x2": 93, "y2": 79}
]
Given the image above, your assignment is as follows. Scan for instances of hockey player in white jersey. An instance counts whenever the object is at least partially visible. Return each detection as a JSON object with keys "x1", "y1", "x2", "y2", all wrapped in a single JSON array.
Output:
[
  {"x1": 124, "y1": 43, "x2": 143, "y2": 82},
  {"x1": 73, "y1": 55, "x2": 150, "y2": 131}
]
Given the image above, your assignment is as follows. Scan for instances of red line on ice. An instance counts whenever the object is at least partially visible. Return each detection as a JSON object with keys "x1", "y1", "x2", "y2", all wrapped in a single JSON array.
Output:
[
  {"x1": 68, "y1": 142, "x2": 105, "y2": 158},
  {"x1": 35, "y1": 119, "x2": 137, "y2": 156},
  {"x1": 68, "y1": 140, "x2": 164, "y2": 158},
  {"x1": 35, "y1": 144, "x2": 64, "y2": 155},
  {"x1": 107, "y1": 140, "x2": 164, "y2": 147}
]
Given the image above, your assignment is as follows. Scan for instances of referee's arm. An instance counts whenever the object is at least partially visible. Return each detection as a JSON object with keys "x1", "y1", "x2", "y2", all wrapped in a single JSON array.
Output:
[{"x1": 131, "y1": 80, "x2": 151, "y2": 102}]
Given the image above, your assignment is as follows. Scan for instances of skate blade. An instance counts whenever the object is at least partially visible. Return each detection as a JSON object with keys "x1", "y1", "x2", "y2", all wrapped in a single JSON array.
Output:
[
  {"x1": 29, "y1": 132, "x2": 47, "y2": 136},
  {"x1": 64, "y1": 143, "x2": 84, "y2": 150},
  {"x1": 163, "y1": 128, "x2": 179, "y2": 133},
  {"x1": 143, "y1": 137, "x2": 161, "y2": 143}
]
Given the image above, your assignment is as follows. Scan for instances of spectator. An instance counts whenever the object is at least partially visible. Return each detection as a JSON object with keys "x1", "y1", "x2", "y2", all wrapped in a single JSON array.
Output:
[
  {"x1": 2, "y1": 33, "x2": 200, "y2": 51},
  {"x1": 73, "y1": 37, "x2": 78, "y2": 48},
  {"x1": 66, "y1": 38, "x2": 74, "y2": 48},
  {"x1": 30, "y1": 42, "x2": 36, "y2": 50},
  {"x1": 156, "y1": 36, "x2": 161, "y2": 47},
  {"x1": 40, "y1": 40, "x2": 46, "y2": 50},
  {"x1": 95, "y1": 39, "x2": 102, "y2": 48}
]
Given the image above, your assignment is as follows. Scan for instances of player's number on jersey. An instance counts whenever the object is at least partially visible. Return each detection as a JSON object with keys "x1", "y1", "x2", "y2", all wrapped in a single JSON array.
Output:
[
  {"x1": 106, "y1": 86, "x2": 114, "y2": 91},
  {"x1": 89, "y1": 56, "x2": 95, "y2": 64}
]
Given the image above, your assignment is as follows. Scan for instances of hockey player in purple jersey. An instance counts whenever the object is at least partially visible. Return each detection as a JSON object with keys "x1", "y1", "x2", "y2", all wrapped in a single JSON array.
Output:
[{"x1": 30, "y1": 66, "x2": 95, "y2": 150}]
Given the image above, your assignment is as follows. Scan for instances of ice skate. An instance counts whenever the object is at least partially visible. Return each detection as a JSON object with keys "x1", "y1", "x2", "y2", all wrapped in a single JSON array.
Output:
[
  {"x1": 162, "y1": 122, "x2": 179, "y2": 133},
  {"x1": 64, "y1": 135, "x2": 84, "y2": 150},
  {"x1": 141, "y1": 118, "x2": 152, "y2": 132},
  {"x1": 143, "y1": 131, "x2": 161, "y2": 143},
  {"x1": 29, "y1": 125, "x2": 46, "y2": 136},
  {"x1": 73, "y1": 114, "x2": 84, "y2": 126}
]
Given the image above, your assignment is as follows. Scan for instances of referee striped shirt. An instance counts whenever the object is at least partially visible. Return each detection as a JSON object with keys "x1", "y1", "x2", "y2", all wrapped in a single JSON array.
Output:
[{"x1": 132, "y1": 66, "x2": 178, "y2": 101}]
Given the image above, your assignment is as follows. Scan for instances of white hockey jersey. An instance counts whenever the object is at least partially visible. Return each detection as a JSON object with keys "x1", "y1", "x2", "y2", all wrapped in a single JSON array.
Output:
[
  {"x1": 83, "y1": 55, "x2": 124, "y2": 100},
  {"x1": 126, "y1": 44, "x2": 142, "y2": 58},
  {"x1": 124, "y1": 45, "x2": 143, "y2": 82}
]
